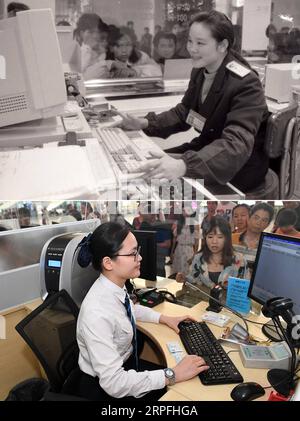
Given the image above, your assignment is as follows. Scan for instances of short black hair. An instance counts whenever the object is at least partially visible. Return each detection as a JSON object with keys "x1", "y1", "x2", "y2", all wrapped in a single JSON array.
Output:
[
  {"x1": 153, "y1": 31, "x2": 177, "y2": 47},
  {"x1": 73, "y1": 13, "x2": 108, "y2": 45},
  {"x1": 18, "y1": 207, "x2": 30, "y2": 218},
  {"x1": 250, "y1": 203, "x2": 274, "y2": 224},
  {"x1": 277, "y1": 208, "x2": 298, "y2": 228},
  {"x1": 89, "y1": 222, "x2": 131, "y2": 271},
  {"x1": 232, "y1": 204, "x2": 251, "y2": 216},
  {"x1": 7, "y1": 2, "x2": 29, "y2": 13}
]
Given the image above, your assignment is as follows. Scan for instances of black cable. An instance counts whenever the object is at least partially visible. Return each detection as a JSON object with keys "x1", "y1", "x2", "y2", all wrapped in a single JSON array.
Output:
[{"x1": 185, "y1": 281, "x2": 249, "y2": 333}]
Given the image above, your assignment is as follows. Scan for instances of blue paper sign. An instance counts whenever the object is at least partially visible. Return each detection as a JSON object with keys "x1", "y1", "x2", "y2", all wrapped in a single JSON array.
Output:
[{"x1": 226, "y1": 277, "x2": 251, "y2": 315}]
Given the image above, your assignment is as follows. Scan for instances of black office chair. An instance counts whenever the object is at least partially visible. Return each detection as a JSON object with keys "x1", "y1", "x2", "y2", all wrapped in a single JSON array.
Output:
[
  {"x1": 15, "y1": 289, "x2": 80, "y2": 396},
  {"x1": 246, "y1": 103, "x2": 299, "y2": 199}
]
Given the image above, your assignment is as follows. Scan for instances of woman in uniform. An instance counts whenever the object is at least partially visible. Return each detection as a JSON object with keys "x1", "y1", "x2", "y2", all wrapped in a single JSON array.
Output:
[{"x1": 116, "y1": 11, "x2": 269, "y2": 193}]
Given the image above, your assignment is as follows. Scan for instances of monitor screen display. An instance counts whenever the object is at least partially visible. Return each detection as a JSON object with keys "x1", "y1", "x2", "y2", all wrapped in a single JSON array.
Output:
[
  {"x1": 48, "y1": 259, "x2": 62, "y2": 268},
  {"x1": 248, "y1": 232, "x2": 300, "y2": 316}
]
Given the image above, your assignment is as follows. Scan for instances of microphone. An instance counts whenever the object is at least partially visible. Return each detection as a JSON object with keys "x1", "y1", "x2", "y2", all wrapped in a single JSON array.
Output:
[{"x1": 185, "y1": 280, "x2": 249, "y2": 333}]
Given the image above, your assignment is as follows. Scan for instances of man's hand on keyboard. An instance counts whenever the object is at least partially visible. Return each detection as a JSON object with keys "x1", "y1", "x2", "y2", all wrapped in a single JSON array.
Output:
[
  {"x1": 115, "y1": 111, "x2": 149, "y2": 131},
  {"x1": 130, "y1": 151, "x2": 187, "y2": 180}
]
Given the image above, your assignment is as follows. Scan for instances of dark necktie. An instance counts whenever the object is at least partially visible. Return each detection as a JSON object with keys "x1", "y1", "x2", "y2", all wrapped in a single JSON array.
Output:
[{"x1": 124, "y1": 293, "x2": 139, "y2": 370}]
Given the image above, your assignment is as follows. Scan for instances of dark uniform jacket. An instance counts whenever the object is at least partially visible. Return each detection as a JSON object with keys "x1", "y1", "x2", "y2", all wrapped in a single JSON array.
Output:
[{"x1": 144, "y1": 52, "x2": 270, "y2": 192}]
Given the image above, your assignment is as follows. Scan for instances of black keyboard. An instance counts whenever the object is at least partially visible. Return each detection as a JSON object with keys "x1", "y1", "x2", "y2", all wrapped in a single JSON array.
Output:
[{"x1": 179, "y1": 321, "x2": 243, "y2": 385}]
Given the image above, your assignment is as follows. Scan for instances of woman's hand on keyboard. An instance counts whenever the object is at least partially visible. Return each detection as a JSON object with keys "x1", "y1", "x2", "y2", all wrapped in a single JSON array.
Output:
[
  {"x1": 115, "y1": 111, "x2": 149, "y2": 131},
  {"x1": 134, "y1": 151, "x2": 187, "y2": 180},
  {"x1": 173, "y1": 355, "x2": 209, "y2": 384},
  {"x1": 159, "y1": 314, "x2": 197, "y2": 334}
]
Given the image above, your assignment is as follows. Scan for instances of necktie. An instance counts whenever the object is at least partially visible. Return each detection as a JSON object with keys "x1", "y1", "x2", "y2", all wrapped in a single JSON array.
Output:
[{"x1": 124, "y1": 293, "x2": 139, "y2": 370}]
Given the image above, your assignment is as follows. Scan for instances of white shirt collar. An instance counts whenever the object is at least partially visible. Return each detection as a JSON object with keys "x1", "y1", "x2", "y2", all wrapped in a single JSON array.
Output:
[{"x1": 99, "y1": 273, "x2": 127, "y2": 304}]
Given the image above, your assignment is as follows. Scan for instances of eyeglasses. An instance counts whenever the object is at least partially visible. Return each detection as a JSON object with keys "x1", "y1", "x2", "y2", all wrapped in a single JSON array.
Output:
[
  {"x1": 252, "y1": 214, "x2": 270, "y2": 225},
  {"x1": 114, "y1": 245, "x2": 141, "y2": 262}
]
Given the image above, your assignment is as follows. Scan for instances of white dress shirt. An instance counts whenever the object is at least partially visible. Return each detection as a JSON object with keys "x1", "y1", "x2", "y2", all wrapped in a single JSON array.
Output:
[{"x1": 77, "y1": 274, "x2": 166, "y2": 398}]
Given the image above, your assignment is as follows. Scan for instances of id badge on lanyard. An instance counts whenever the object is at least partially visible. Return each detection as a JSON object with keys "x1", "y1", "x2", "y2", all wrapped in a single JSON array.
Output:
[{"x1": 186, "y1": 110, "x2": 206, "y2": 133}]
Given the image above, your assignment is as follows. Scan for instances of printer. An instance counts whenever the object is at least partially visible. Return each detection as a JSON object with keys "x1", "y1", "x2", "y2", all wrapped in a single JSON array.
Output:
[
  {"x1": 265, "y1": 63, "x2": 300, "y2": 103},
  {"x1": 40, "y1": 232, "x2": 99, "y2": 307}
]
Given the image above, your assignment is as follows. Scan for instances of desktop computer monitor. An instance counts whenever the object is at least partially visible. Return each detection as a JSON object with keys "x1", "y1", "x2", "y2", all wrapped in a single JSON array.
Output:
[
  {"x1": 248, "y1": 232, "x2": 300, "y2": 316},
  {"x1": 133, "y1": 230, "x2": 157, "y2": 281},
  {"x1": 0, "y1": 9, "x2": 67, "y2": 128}
]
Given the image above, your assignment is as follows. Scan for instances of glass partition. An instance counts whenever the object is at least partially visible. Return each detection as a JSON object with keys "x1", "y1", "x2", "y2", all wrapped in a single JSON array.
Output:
[
  {"x1": 54, "y1": 0, "x2": 233, "y2": 84},
  {"x1": 0, "y1": 219, "x2": 99, "y2": 273}
]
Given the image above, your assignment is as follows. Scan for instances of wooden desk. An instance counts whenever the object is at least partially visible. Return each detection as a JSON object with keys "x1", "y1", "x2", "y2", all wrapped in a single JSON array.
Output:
[{"x1": 137, "y1": 296, "x2": 272, "y2": 401}]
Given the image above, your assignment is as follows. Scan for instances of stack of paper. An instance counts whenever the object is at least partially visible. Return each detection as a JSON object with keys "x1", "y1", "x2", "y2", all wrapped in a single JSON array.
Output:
[{"x1": 0, "y1": 140, "x2": 113, "y2": 200}]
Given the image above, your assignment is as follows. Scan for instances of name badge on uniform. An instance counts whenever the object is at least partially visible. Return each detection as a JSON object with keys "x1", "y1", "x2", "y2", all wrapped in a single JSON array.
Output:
[
  {"x1": 186, "y1": 110, "x2": 206, "y2": 133},
  {"x1": 226, "y1": 61, "x2": 251, "y2": 78}
]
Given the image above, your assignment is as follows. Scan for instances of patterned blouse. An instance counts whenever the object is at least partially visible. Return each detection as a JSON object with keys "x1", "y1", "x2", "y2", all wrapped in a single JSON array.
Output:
[{"x1": 185, "y1": 251, "x2": 249, "y2": 289}]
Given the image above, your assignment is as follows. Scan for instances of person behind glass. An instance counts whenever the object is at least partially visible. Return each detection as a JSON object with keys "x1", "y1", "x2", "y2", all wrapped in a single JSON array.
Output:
[
  {"x1": 171, "y1": 204, "x2": 200, "y2": 276},
  {"x1": 73, "y1": 13, "x2": 110, "y2": 80},
  {"x1": 81, "y1": 202, "x2": 99, "y2": 220},
  {"x1": 115, "y1": 11, "x2": 269, "y2": 193},
  {"x1": 139, "y1": 27, "x2": 153, "y2": 57},
  {"x1": 155, "y1": 24, "x2": 162, "y2": 35},
  {"x1": 232, "y1": 203, "x2": 274, "y2": 250},
  {"x1": 274, "y1": 208, "x2": 300, "y2": 239},
  {"x1": 76, "y1": 222, "x2": 209, "y2": 400},
  {"x1": 287, "y1": 28, "x2": 300, "y2": 58},
  {"x1": 17, "y1": 207, "x2": 31, "y2": 228},
  {"x1": 176, "y1": 216, "x2": 248, "y2": 292},
  {"x1": 231, "y1": 204, "x2": 250, "y2": 234},
  {"x1": 107, "y1": 26, "x2": 162, "y2": 78},
  {"x1": 153, "y1": 31, "x2": 178, "y2": 68},
  {"x1": 126, "y1": 20, "x2": 138, "y2": 47},
  {"x1": 201, "y1": 201, "x2": 218, "y2": 236},
  {"x1": 171, "y1": 21, "x2": 190, "y2": 58},
  {"x1": 265, "y1": 24, "x2": 278, "y2": 63},
  {"x1": 7, "y1": 2, "x2": 29, "y2": 17},
  {"x1": 274, "y1": 201, "x2": 300, "y2": 232}
]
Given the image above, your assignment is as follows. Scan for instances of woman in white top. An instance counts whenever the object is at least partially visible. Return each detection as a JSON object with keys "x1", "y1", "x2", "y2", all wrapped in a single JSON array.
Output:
[
  {"x1": 107, "y1": 27, "x2": 162, "y2": 78},
  {"x1": 76, "y1": 222, "x2": 208, "y2": 400}
]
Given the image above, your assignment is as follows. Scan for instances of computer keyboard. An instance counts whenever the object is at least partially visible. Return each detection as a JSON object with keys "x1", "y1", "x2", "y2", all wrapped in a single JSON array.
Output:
[
  {"x1": 179, "y1": 321, "x2": 243, "y2": 385},
  {"x1": 85, "y1": 139, "x2": 117, "y2": 188},
  {"x1": 95, "y1": 127, "x2": 162, "y2": 180}
]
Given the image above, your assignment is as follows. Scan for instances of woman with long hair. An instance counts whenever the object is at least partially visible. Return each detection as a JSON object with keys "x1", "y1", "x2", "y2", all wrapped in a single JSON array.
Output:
[
  {"x1": 176, "y1": 216, "x2": 247, "y2": 290},
  {"x1": 106, "y1": 26, "x2": 162, "y2": 78}
]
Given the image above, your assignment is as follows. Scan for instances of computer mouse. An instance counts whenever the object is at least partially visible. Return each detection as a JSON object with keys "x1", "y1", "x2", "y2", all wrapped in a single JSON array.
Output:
[{"x1": 230, "y1": 382, "x2": 265, "y2": 401}]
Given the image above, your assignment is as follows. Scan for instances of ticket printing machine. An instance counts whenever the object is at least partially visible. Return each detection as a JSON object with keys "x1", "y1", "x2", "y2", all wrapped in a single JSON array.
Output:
[{"x1": 40, "y1": 232, "x2": 99, "y2": 307}]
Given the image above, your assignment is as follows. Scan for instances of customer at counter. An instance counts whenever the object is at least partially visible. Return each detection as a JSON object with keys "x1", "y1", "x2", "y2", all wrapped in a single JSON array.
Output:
[
  {"x1": 107, "y1": 27, "x2": 162, "y2": 78},
  {"x1": 153, "y1": 31, "x2": 178, "y2": 68},
  {"x1": 73, "y1": 13, "x2": 110, "y2": 80},
  {"x1": 116, "y1": 11, "x2": 269, "y2": 193},
  {"x1": 176, "y1": 216, "x2": 247, "y2": 291}
]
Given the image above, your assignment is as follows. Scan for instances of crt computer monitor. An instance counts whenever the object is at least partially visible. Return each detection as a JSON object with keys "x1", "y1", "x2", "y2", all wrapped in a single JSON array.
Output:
[
  {"x1": 248, "y1": 232, "x2": 300, "y2": 317},
  {"x1": 0, "y1": 9, "x2": 66, "y2": 128},
  {"x1": 133, "y1": 230, "x2": 157, "y2": 281}
]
